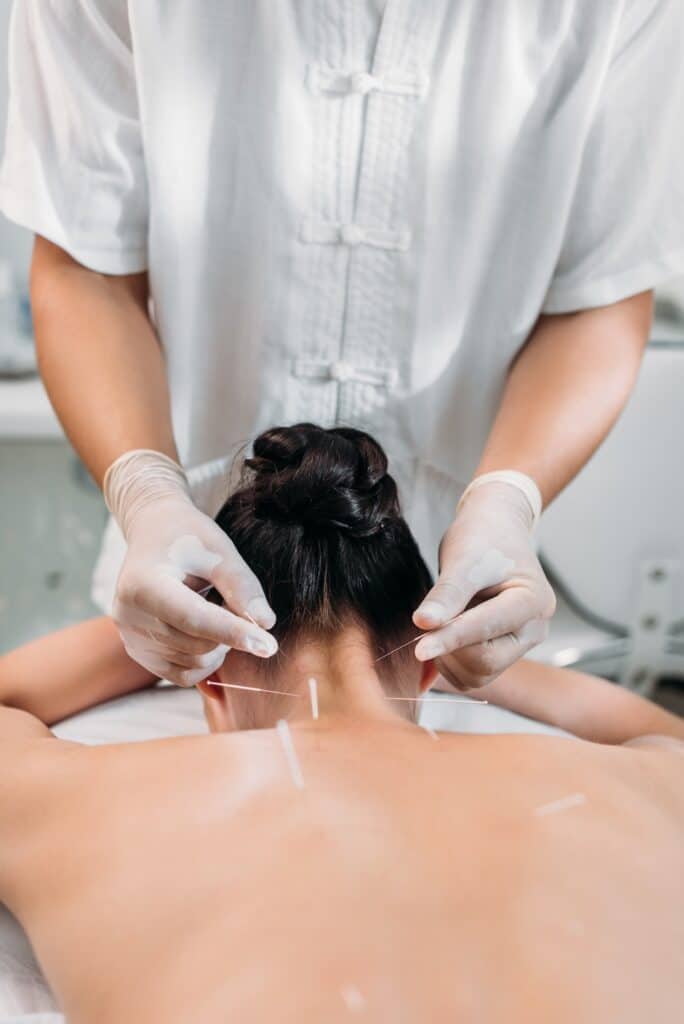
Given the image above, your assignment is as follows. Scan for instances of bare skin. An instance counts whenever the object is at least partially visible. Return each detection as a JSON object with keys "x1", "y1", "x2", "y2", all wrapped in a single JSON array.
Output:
[
  {"x1": 1, "y1": 618, "x2": 682, "y2": 1023},
  {"x1": 30, "y1": 238, "x2": 178, "y2": 485}
]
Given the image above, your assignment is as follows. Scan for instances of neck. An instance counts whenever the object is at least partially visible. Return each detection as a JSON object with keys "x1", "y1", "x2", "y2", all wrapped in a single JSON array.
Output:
[{"x1": 277, "y1": 627, "x2": 416, "y2": 726}]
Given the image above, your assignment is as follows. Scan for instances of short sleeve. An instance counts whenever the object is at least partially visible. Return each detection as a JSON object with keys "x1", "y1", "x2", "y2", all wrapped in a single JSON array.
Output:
[
  {"x1": 0, "y1": 0, "x2": 148, "y2": 274},
  {"x1": 542, "y1": 0, "x2": 684, "y2": 314}
]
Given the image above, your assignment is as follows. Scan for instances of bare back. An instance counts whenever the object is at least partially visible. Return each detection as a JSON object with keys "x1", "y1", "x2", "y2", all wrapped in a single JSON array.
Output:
[{"x1": 2, "y1": 723, "x2": 683, "y2": 1023}]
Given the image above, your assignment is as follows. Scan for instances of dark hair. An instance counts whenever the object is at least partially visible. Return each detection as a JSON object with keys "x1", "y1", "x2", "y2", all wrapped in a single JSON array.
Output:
[{"x1": 213, "y1": 423, "x2": 433, "y2": 663}]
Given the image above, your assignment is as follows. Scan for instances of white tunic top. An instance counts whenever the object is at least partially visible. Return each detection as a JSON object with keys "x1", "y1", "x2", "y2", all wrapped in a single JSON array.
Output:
[{"x1": 2, "y1": 0, "x2": 684, "y2": 550}]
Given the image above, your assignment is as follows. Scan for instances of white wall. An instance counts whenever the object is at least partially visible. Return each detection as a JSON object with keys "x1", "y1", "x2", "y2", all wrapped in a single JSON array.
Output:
[{"x1": 0, "y1": 0, "x2": 32, "y2": 286}]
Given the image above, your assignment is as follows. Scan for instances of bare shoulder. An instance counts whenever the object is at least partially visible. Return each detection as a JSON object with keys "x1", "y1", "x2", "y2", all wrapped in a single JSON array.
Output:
[
  {"x1": 0, "y1": 729, "x2": 81, "y2": 806},
  {"x1": 0, "y1": 735, "x2": 82, "y2": 894},
  {"x1": 621, "y1": 734, "x2": 684, "y2": 780},
  {"x1": 618, "y1": 735, "x2": 684, "y2": 815},
  {"x1": 622, "y1": 734, "x2": 684, "y2": 754}
]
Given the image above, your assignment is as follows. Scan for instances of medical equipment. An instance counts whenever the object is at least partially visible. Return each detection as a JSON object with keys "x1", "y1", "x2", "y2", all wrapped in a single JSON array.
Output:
[
  {"x1": 210, "y1": 679, "x2": 487, "y2": 705},
  {"x1": 210, "y1": 682, "x2": 303, "y2": 698},
  {"x1": 340, "y1": 984, "x2": 367, "y2": 1012},
  {"x1": 535, "y1": 793, "x2": 587, "y2": 817},
  {"x1": 537, "y1": 341, "x2": 684, "y2": 694},
  {"x1": 308, "y1": 678, "x2": 319, "y2": 719},
  {"x1": 374, "y1": 612, "x2": 466, "y2": 662},
  {"x1": 276, "y1": 719, "x2": 305, "y2": 789}
]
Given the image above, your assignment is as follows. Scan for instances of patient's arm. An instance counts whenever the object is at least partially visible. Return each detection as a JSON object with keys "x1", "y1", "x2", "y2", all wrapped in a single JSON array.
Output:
[
  {"x1": 0, "y1": 617, "x2": 155, "y2": 737},
  {"x1": 473, "y1": 659, "x2": 684, "y2": 745}
]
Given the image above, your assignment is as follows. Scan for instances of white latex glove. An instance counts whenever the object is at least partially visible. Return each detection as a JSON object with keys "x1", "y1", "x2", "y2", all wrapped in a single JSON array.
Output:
[
  {"x1": 105, "y1": 450, "x2": 277, "y2": 686},
  {"x1": 413, "y1": 478, "x2": 556, "y2": 690}
]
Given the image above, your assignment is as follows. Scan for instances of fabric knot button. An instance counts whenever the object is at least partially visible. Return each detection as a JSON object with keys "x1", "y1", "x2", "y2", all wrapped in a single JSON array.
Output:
[
  {"x1": 340, "y1": 224, "x2": 364, "y2": 246},
  {"x1": 329, "y1": 361, "x2": 353, "y2": 383},
  {"x1": 350, "y1": 71, "x2": 379, "y2": 95}
]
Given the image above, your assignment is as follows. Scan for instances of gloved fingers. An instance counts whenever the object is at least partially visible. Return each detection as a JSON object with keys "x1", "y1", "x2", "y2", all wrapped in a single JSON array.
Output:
[
  {"x1": 140, "y1": 624, "x2": 220, "y2": 657},
  {"x1": 161, "y1": 645, "x2": 230, "y2": 687},
  {"x1": 120, "y1": 635, "x2": 228, "y2": 687},
  {"x1": 414, "y1": 545, "x2": 520, "y2": 629},
  {"x1": 143, "y1": 644, "x2": 229, "y2": 672},
  {"x1": 460, "y1": 619, "x2": 549, "y2": 677},
  {"x1": 116, "y1": 614, "x2": 219, "y2": 655},
  {"x1": 436, "y1": 619, "x2": 549, "y2": 691},
  {"x1": 414, "y1": 588, "x2": 537, "y2": 662},
  {"x1": 122, "y1": 574, "x2": 278, "y2": 656},
  {"x1": 206, "y1": 548, "x2": 276, "y2": 630},
  {"x1": 150, "y1": 656, "x2": 228, "y2": 689},
  {"x1": 115, "y1": 602, "x2": 220, "y2": 657},
  {"x1": 113, "y1": 597, "x2": 158, "y2": 633},
  {"x1": 413, "y1": 573, "x2": 474, "y2": 631},
  {"x1": 160, "y1": 526, "x2": 276, "y2": 631}
]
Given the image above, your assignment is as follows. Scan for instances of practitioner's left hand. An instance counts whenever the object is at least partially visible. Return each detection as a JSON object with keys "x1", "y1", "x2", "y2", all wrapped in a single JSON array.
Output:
[{"x1": 413, "y1": 480, "x2": 556, "y2": 690}]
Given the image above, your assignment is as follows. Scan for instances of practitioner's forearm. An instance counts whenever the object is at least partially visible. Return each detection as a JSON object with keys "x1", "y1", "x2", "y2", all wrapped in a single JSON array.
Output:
[
  {"x1": 475, "y1": 292, "x2": 652, "y2": 506},
  {"x1": 30, "y1": 236, "x2": 178, "y2": 485},
  {"x1": 476, "y1": 660, "x2": 684, "y2": 744},
  {"x1": 0, "y1": 617, "x2": 156, "y2": 726}
]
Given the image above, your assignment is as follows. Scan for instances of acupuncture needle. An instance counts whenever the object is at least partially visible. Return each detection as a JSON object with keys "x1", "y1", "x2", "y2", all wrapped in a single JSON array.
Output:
[
  {"x1": 196, "y1": 587, "x2": 287, "y2": 660},
  {"x1": 308, "y1": 677, "x2": 319, "y2": 719},
  {"x1": 242, "y1": 607, "x2": 289, "y2": 659},
  {"x1": 200, "y1": 588, "x2": 487, "y2": 704},
  {"x1": 276, "y1": 719, "x2": 305, "y2": 789},
  {"x1": 210, "y1": 681, "x2": 487, "y2": 705},
  {"x1": 374, "y1": 613, "x2": 462, "y2": 663},
  {"x1": 210, "y1": 681, "x2": 304, "y2": 698}
]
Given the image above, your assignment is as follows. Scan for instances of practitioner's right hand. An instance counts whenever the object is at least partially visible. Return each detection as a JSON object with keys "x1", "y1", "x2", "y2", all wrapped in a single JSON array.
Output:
[{"x1": 105, "y1": 451, "x2": 277, "y2": 686}]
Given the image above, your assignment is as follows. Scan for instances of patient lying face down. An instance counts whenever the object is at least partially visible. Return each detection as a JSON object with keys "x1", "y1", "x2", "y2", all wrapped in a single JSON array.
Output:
[{"x1": 0, "y1": 424, "x2": 683, "y2": 1024}]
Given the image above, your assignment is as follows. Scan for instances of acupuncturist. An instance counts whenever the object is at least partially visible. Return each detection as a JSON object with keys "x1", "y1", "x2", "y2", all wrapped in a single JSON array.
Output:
[{"x1": 2, "y1": 1, "x2": 683, "y2": 688}]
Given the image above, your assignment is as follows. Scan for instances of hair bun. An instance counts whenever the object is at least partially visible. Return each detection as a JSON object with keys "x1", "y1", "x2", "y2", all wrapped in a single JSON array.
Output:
[{"x1": 245, "y1": 423, "x2": 399, "y2": 538}]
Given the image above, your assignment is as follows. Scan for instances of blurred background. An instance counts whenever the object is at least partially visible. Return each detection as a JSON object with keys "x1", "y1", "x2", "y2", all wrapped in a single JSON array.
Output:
[{"x1": 0, "y1": 3, "x2": 683, "y2": 705}]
